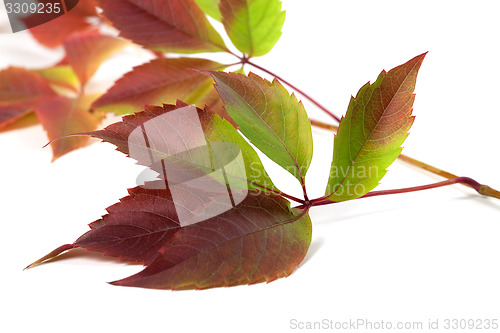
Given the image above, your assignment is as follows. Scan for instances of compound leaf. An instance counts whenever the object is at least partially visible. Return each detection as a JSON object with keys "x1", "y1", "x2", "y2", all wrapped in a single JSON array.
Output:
[{"x1": 325, "y1": 53, "x2": 426, "y2": 201}]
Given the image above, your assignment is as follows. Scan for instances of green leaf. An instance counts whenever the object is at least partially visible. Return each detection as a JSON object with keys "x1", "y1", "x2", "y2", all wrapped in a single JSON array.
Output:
[
  {"x1": 194, "y1": 0, "x2": 222, "y2": 21},
  {"x1": 325, "y1": 53, "x2": 427, "y2": 202},
  {"x1": 211, "y1": 71, "x2": 313, "y2": 185},
  {"x1": 220, "y1": 0, "x2": 286, "y2": 57}
]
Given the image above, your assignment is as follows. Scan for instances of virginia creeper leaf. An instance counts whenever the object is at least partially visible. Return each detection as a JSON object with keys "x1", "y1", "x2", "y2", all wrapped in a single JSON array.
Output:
[
  {"x1": 194, "y1": 0, "x2": 222, "y2": 21},
  {"x1": 325, "y1": 53, "x2": 427, "y2": 201},
  {"x1": 92, "y1": 58, "x2": 227, "y2": 115},
  {"x1": 98, "y1": 0, "x2": 228, "y2": 53},
  {"x1": 220, "y1": 0, "x2": 286, "y2": 57},
  {"x1": 35, "y1": 65, "x2": 80, "y2": 92},
  {"x1": 211, "y1": 71, "x2": 313, "y2": 184},
  {"x1": 0, "y1": 67, "x2": 56, "y2": 128},
  {"x1": 29, "y1": 188, "x2": 311, "y2": 290},
  {"x1": 36, "y1": 94, "x2": 105, "y2": 160},
  {"x1": 88, "y1": 101, "x2": 278, "y2": 194},
  {"x1": 64, "y1": 30, "x2": 129, "y2": 86},
  {"x1": 25, "y1": 0, "x2": 97, "y2": 48}
]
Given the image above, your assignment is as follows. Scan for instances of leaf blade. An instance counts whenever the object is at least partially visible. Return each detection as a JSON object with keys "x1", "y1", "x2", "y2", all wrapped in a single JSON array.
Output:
[
  {"x1": 220, "y1": 0, "x2": 286, "y2": 57},
  {"x1": 99, "y1": 0, "x2": 228, "y2": 53},
  {"x1": 325, "y1": 53, "x2": 427, "y2": 201},
  {"x1": 92, "y1": 58, "x2": 227, "y2": 115},
  {"x1": 211, "y1": 71, "x2": 313, "y2": 184}
]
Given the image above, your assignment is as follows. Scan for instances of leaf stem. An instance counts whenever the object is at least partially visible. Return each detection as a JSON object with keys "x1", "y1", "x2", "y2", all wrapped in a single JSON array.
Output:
[
  {"x1": 302, "y1": 177, "x2": 500, "y2": 209},
  {"x1": 243, "y1": 59, "x2": 341, "y2": 123}
]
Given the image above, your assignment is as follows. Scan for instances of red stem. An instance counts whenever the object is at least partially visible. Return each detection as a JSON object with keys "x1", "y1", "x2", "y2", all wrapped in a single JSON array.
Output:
[{"x1": 301, "y1": 177, "x2": 495, "y2": 209}]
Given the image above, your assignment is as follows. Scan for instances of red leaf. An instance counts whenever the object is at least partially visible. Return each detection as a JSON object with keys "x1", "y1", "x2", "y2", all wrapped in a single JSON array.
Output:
[
  {"x1": 92, "y1": 58, "x2": 226, "y2": 114},
  {"x1": 0, "y1": 67, "x2": 56, "y2": 128},
  {"x1": 64, "y1": 30, "x2": 129, "y2": 86},
  {"x1": 25, "y1": 0, "x2": 97, "y2": 48},
  {"x1": 35, "y1": 94, "x2": 105, "y2": 160},
  {"x1": 98, "y1": 0, "x2": 228, "y2": 53}
]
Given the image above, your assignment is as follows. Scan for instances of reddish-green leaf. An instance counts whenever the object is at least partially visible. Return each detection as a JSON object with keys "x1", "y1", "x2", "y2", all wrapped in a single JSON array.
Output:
[
  {"x1": 35, "y1": 65, "x2": 80, "y2": 92},
  {"x1": 0, "y1": 67, "x2": 56, "y2": 128},
  {"x1": 211, "y1": 71, "x2": 313, "y2": 184},
  {"x1": 220, "y1": 0, "x2": 286, "y2": 57},
  {"x1": 36, "y1": 94, "x2": 105, "y2": 160},
  {"x1": 93, "y1": 58, "x2": 227, "y2": 115},
  {"x1": 64, "y1": 30, "x2": 129, "y2": 86},
  {"x1": 88, "y1": 101, "x2": 277, "y2": 193},
  {"x1": 325, "y1": 53, "x2": 426, "y2": 201},
  {"x1": 29, "y1": 188, "x2": 311, "y2": 290},
  {"x1": 99, "y1": 0, "x2": 228, "y2": 53},
  {"x1": 28, "y1": 103, "x2": 311, "y2": 289}
]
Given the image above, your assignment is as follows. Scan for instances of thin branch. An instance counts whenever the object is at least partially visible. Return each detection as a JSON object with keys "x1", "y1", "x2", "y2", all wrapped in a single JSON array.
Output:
[{"x1": 304, "y1": 177, "x2": 500, "y2": 209}]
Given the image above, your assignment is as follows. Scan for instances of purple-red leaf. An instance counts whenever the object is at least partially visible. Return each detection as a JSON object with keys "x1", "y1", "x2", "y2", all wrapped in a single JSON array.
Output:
[
  {"x1": 92, "y1": 58, "x2": 226, "y2": 115},
  {"x1": 98, "y1": 0, "x2": 228, "y2": 53}
]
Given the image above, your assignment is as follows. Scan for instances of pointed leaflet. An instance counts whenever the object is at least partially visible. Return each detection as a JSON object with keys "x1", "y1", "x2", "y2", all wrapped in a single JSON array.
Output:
[
  {"x1": 93, "y1": 58, "x2": 227, "y2": 115},
  {"x1": 0, "y1": 67, "x2": 56, "y2": 128},
  {"x1": 25, "y1": 0, "x2": 97, "y2": 48},
  {"x1": 36, "y1": 94, "x2": 105, "y2": 160},
  {"x1": 99, "y1": 0, "x2": 227, "y2": 53},
  {"x1": 29, "y1": 189, "x2": 311, "y2": 290},
  {"x1": 64, "y1": 30, "x2": 129, "y2": 86},
  {"x1": 220, "y1": 0, "x2": 285, "y2": 57},
  {"x1": 194, "y1": 0, "x2": 222, "y2": 21},
  {"x1": 325, "y1": 53, "x2": 426, "y2": 202},
  {"x1": 88, "y1": 101, "x2": 277, "y2": 194},
  {"x1": 36, "y1": 66, "x2": 79, "y2": 92},
  {"x1": 211, "y1": 71, "x2": 313, "y2": 184}
]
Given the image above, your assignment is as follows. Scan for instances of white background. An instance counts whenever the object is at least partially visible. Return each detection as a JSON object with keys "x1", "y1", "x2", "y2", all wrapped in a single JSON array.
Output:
[{"x1": 1, "y1": 1, "x2": 500, "y2": 332}]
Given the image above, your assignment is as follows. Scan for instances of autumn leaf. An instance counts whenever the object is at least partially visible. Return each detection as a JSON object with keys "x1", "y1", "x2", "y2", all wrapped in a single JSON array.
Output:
[
  {"x1": 220, "y1": 0, "x2": 286, "y2": 57},
  {"x1": 93, "y1": 58, "x2": 227, "y2": 115},
  {"x1": 0, "y1": 67, "x2": 56, "y2": 128},
  {"x1": 99, "y1": 0, "x2": 228, "y2": 53},
  {"x1": 63, "y1": 30, "x2": 129, "y2": 86},
  {"x1": 36, "y1": 94, "x2": 105, "y2": 160},
  {"x1": 28, "y1": 103, "x2": 311, "y2": 289},
  {"x1": 194, "y1": 0, "x2": 222, "y2": 21},
  {"x1": 211, "y1": 71, "x2": 313, "y2": 185},
  {"x1": 35, "y1": 65, "x2": 80, "y2": 92},
  {"x1": 325, "y1": 53, "x2": 426, "y2": 201},
  {"x1": 25, "y1": 0, "x2": 98, "y2": 48},
  {"x1": 88, "y1": 101, "x2": 278, "y2": 194}
]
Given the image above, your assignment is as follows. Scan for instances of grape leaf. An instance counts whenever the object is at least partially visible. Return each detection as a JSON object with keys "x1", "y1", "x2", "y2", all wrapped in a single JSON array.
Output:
[
  {"x1": 325, "y1": 53, "x2": 427, "y2": 202},
  {"x1": 210, "y1": 71, "x2": 313, "y2": 185},
  {"x1": 194, "y1": 0, "x2": 222, "y2": 21},
  {"x1": 36, "y1": 94, "x2": 105, "y2": 160},
  {"x1": 64, "y1": 30, "x2": 129, "y2": 86},
  {"x1": 92, "y1": 58, "x2": 227, "y2": 115},
  {"x1": 0, "y1": 67, "x2": 56, "y2": 128},
  {"x1": 25, "y1": 0, "x2": 98, "y2": 48},
  {"x1": 99, "y1": 0, "x2": 228, "y2": 53},
  {"x1": 220, "y1": 0, "x2": 285, "y2": 57}
]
